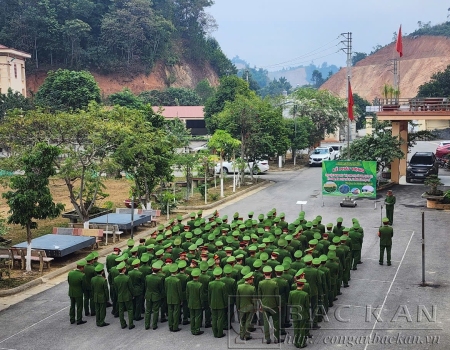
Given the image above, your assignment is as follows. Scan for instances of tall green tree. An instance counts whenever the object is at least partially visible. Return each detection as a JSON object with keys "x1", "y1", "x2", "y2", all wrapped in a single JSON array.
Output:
[
  {"x1": 35, "y1": 69, "x2": 101, "y2": 112},
  {"x1": 353, "y1": 93, "x2": 374, "y2": 130},
  {"x1": 108, "y1": 88, "x2": 144, "y2": 109},
  {"x1": 2, "y1": 143, "x2": 65, "y2": 272},
  {"x1": 195, "y1": 79, "x2": 215, "y2": 104},
  {"x1": 417, "y1": 64, "x2": 450, "y2": 97},
  {"x1": 0, "y1": 88, "x2": 34, "y2": 118}
]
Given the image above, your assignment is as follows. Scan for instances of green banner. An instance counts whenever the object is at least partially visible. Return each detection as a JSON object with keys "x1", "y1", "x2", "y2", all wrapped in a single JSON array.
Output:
[{"x1": 322, "y1": 160, "x2": 377, "y2": 198}]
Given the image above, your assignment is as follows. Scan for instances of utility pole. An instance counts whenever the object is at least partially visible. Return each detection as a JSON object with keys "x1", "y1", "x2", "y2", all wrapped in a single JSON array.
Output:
[
  {"x1": 340, "y1": 32, "x2": 352, "y2": 159},
  {"x1": 293, "y1": 104, "x2": 297, "y2": 166}
]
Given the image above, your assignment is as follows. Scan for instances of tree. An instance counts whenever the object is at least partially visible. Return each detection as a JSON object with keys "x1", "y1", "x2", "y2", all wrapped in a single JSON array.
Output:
[
  {"x1": 208, "y1": 130, "x2": 240, "y2": 197},
  {"x1": 417, "y1": 65, "x2": 450, "y2": 97},
  {"x1": 195, "y1": 79, "x2": 215, "y2": 104},
  {"x1": 259, "y1": 77, "x2": 292, "y2": 98},
  {"x1": 139, "y1": 88, "x2": 201, "y2": 106},
  {"x1": 284, "y1": 111, "x2": 315, "y2": 164},
  {"x1": 0, "y1": 88, "x2": 34, "y2": 118},
  {"x1": 35, "y1": 69, "x2": 101, "y2": 112},
  {"x1": 165, "y1": 118, "x2": 191, "y2": 148},
  {"x1": 352, "y1": 52, "x2": 367, "y2": 66},
  {"x1": 343, "y1": 120, "x2": 404, "y2": 172},
  {"x1": 2, "y1": 143, "x2": 64, "y2": 272},
  {"x1": 173, "y1": 152, "x2": 200, "y2": 200},
  {"x1": 352, "y1": 93, "x2": 374, "y2": 130},
  {"x1": 311, "y1": 70, "x2": 325, "y2": 88},
  {"x1": 108, "y1": 88, "x2": 144, "y2": 109},
  {"x1": 62, "y1": 19, "x2": 91, "y2": 67}
]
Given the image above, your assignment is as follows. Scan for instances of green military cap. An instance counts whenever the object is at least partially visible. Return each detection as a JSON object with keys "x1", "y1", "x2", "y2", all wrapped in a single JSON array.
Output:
[
  {"x1": 192, "y1": 228, "x2": 201, "y2": 236},
  {"x1": 312, "y1": 258, "x2": 321, "y2": 265},
  {"x1": 303, "y1": 255, "x2": 313, "y2": 263},
  {"x1": 382, "y1": 217, "x2": 389, "y2": 223},
  {"x1": 169, "y1": 264, "x2": 178, "y2": 273},
  {"x1": 326, "y1": 223, "x2": 333, "y2": 228},
  {"x1": 77, "y1": 259, "x2": 87, "y2": 267},
  {"x1": 207, "y1": 258, "x2": 215, "y2": 267},
  {"x1": 194, "y1": 221, "x2": 201, "y2": 227},
  {"x1": 224, "y1": 246, "x2": 233, "y2": 252},
  {"x1": 190, "y1": 212, "x2": 196, "y2": 218},
  {"x1": 305, "y1": 221, "x2": 313, "y2": 228},
  {"x1": 253, "y1": 259, "x2": 262, "y2": 268},
  {"x1": 176, "y1": 214, "x2": 183, "y2": 221},
  {"x1": 204, "y1": 224, "x2": 211, "y2": 231},
  {"x1": 258, "y1": 214, "x2": 264, "y2": 220},
  {"x1": 178, "y1": 260, "x2": 187, "y2": 269},
  {"x1": 278, "y1": 238, "x2": 287, "y2": 247},
  {"x1": 283, "y1": 256, "x2": 292, "y2": 264},
  {"x1": 260, "y1": 252, "x2": 269, "y2": 261},
  {"x1": 215, "y1": 218, "x2": 222, "y2": 224},
  {"x1": 225, "y1": 236, "x2": 234, "y2": 244},
  {"x1": 115, "y1": 255, "x2": 124, "y2": 262},
  {"x1": 263, "y1": 219, "x2": 272, "y2": 226},
  {"x1": 236, "y1": 254, "x2": 244, "y2": 260},
  {"x1": 275, "y1": 265, "x2": 284, "y2": 272},
  {"x1": 316, "y1": 215, "x2": 322, "y2": 221},
  {"x1": 222, "y1": 215, "x2": 228, "y2": 220},
  {"x1": 92, "y1": 251, "x2": 99, "y2": 258},
  {"x1": 152, "y1": 261, "x2": 163, "y2": 269},
  {"x1": 238, "y1": 224, "x2": 246, "y2": 230},
  {"x1": 295, "y1": 269, "x2": 304, "y2": 277},
  {"x1": 271, "y1": 250, "x2": 279, "y2": 256},
  {"x1": 241, "y1": 266, "x2": 251, "y2": 276},
  {"x1": 248, "y1": 211, "x2": 254, "y2": 216},
  {"x1": 262, "y1": 266, "x2": 273, "y2": 273},
  {"x1": 229, "y1": 223, "x2": 237, "y2": 229},
  {"x1": 280, "y1": 212, "x2": 285, "y2": 218},
  {"x1": 257, "y1": 228, "x2": 265, "y2": 235},
  {"x1": 340, "y1": 236, "x2": 347, "y2": 241},
  {"x1": 94, "y1": 263, "x2": 104, "y2": 272},
  {"x1": 213, "y1": 267, "x2": 222, "y2": 276},
  {"x1": 130, "y1": 246, "x2": 139, "y2": 253},
  {"x1": 155, "y1": 249, "x2": 164, "y2": 256},
  {"x1": 215, "y1": 240, "x2": 223, "y2": 247},
  {"x1": 294, "y1": 250, "x2": 303, "y2": 258},
  {"x1": 328, "y1": 245, "x2": 337, "y2": 251},
  {"x1": 332, "y1": 236, "x2": 340, "y2": 243},
  {"x1": 132, "y1": 259, "x2": 140, "y2": 266},
  {"x1": 248, "y1": 245, "x2": 257, "y2": 252},
  {"x1": 211, "y1": 222, "x2": 218, "y2": 228},
  {"x1": 156, "y1": 234, "x2": 164, "y2": 242},
  {"x1": 174, "y1": 237, "x2": 181, "y2": 245},
  {"x1": 213, "y1": 228, "x2": 220, "y2": 236},
  {"x1": 244, "y1": 272, "x2": 254, "y2": 280},
  {"x1": 305, "y1": 247, "x2": 313, "y2": 253},
  {"x1": 157, "y1": 224, "x2": 164, "y2": 230},
  {"x1": 122, "y1": 253, "x2": 129, "y2": 259},
  {"x1": 146, "y1": 244, "x2": 155, "y2": 249},
  {"x1": 343, "y1": 227, "x2": 350, "y2": 233},
  {"x1": 223, "y1": 264, "x2": 233, "y2": 274},
  {"x1": 297, "y1": 278, "x2": 307, "y2": 284},
  {"x1": 207, "y1": 234, "x2": 215, "y2": 241},
  {"x1": 268, "y1": 235, "x2": 275, "y2": 243},
  {"x1": 309, "y1": 239, "x2": 318, "y2": 245},
  {"x1": 285, "y1": 234, "x2": 293, "y2": 241},
  {"x1": 197, "y1": 210, "x2": 203, "y2": 215},
  {"x1": 168, "y1": 218, "x2": 174, "y2": 225},
  {"x1": 282, "y1": 262, "x2": 291, "y2": 270},
  {"x1": 242, "y1": 235, "x2": 250, "y2": 241},
  {"x1": 185, "y1": 232, "x2": 193, "y2": 239},
  {"x1": 258, "y1": 243, "x2": 266, "y2": 249},
  {"x1": 117, "y1": 261, "x2": 126, "y2": 270},
  {"x1": 288, "y1": 224, "x2": 295, "y2": 232},
  {"x1": 141, "y1": 254, "x2": 150, "y2": 263},
  {"x1": 327, "y1": 251, "x2": 337, "y2": 259},
  {"x1": 312, "y1": 220, "x2": 318, "y2": 226},
  {"x1": 232, "y1": 231, "x2": 240, "y2": 237},
  {"x1": 173, "y1": 226, "x2": 180, "y2": 233},
  {"x1": 233, "y1": 212, "x2": 239, "y2": 218},
  {"x1": 250, "y1": 234, "x2": 258, "y2": 240},
  {"x1": 274, "y1": 228, "x2": 282, "y2": 236},
  {"x1": 127, "y1": 239, "x2": 135, "y2": 247},
  {"x1": 336, "y1": 217, "x2": 343, "y2": 223},
  {"x1": 313, "y1": 233, "x2": 321, "y2": 240},
  {"x1": 195, "y1": 238, "x2": 203, "y2": 246},
  {"x1": 191, "y1": 268, "x2": 201, "y2": 277},
  {"x1": 85, "y1": 253, "x2": 95, "y2": 261},
  {"x1": 353, "y1": 222, "x2": 360, "y2": 229},
  {"x1": 352, "y1": 218, "x2": 359, "y2": 223},
  {"x1": 188, "y1": 244, "x2": 197, "y2": 251},
  {"x1": 226, "y1": 256, "x2": 236, "y2": 263},
  {"x1": 320, "y1": 254, "x2": 328, "y2": 262},
  {"x1": 293, "y1": 219, "x2": 301, "y2": 225},
  {"x1": 163, "y1": 243, "x2": 172, "y2": 249},
  {"x1": 273, "y1": 217, "x2": 280, "y2": 223}
]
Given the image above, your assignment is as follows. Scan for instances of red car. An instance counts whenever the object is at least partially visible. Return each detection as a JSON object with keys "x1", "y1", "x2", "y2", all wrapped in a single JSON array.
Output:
[{"x1": 436, "y1": 144, "x2": 450, "y2": 158}]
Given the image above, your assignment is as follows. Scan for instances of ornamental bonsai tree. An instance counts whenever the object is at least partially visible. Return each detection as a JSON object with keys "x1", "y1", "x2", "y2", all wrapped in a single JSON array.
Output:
[{"x1": 424, "y1": 175, "x2": 443, "y2": 196}]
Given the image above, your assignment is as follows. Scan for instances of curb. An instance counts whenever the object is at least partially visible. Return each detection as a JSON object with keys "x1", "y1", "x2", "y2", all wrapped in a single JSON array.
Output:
[{"x1": 0, "y1": 180, "x2": 272, "y2": 296}]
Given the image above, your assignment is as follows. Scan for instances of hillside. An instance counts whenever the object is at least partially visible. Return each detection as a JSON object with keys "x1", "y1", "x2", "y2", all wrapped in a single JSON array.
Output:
[
  {"x1": 268, "y1": 68, "x2": 308, "y2": 87},
  {"x1": 27, "y1": 60, "x2": 220, "y2": 96},
  {"x1": 320, "y1": 36, "x2": 450, "y2": 101}
]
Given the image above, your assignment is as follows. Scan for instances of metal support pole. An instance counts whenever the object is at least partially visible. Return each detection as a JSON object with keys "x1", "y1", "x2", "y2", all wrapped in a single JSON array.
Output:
[
  {"x1": 421, "y1": 211, "x2": 426, "y2": 286},
  {"x1": 130, "y1": 196, "x2": 134, "y2": 239}
]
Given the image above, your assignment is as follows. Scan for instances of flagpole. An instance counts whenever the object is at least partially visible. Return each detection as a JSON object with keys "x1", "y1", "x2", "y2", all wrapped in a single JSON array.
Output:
[{"x1": 347, "y1": 75, "x2": 351, "y2": 159}]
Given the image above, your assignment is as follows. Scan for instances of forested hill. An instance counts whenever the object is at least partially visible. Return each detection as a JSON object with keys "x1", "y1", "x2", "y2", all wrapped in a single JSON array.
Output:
[{"x1": 0, "y1": 0, "x2": 235, "y2": 93}]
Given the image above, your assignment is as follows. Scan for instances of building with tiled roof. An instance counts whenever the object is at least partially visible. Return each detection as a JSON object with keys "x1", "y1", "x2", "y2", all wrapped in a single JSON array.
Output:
[
  {"x1": 0, "y1": 44, "x2": 31, "y2": 96},
  {"x1": 152, "y1": 106, "x2": 207, "y2": 135}
]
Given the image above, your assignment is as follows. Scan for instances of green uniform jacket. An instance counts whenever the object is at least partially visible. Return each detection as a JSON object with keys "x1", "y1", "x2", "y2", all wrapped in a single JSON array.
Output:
[
  {"x1": 273, "y1": 276, "x2": 289, "y2": 306},
  {"x1": 114, "y1": 274, "x2": 133, "y2": 302},
  {"x1": 106, "y1": 254, "x2": 118, "y2": 272},
  {"x1": 324, "y1": 260, "x2": 338, "y2": 285},
  {"x1": 186, "y1": 280, "x2": 203, "y2": 309},
  {"x1": 165, "y1": 276, "x2": 182, "y2": 305},
  {"x1": 176, "y1": 272, "x2": 189, "y2": 301},
  {"x1": 379, "y1": 225, "x2": 394, "y2": 246},
  {"x1": 236, "y1": 283, "x2": 256, "y2": 312},
  {"x1": 128, "y1": 269, "x2": 144, "y2": 297},
  {"x1": 208, "y1": 280, "x2": 227, "y2": 309},
  {"x1": 91, "y1": 275, "x2": 109, "y2": 303},
  {"x1": 288, "y1": 289, "x2": 310, "y2": 321},
  {"x1": 82, "y1": 264, "x2": 96, "y2": 291},
  {"x1": 303, "y1": 266, "x2": 320, "y2": 297},
  {"x1": 144, "y1": 273, "x2": 164, "y2": 301},
  {"x1": 221, "y1": 276, "x2": 237, "y2": 304},
  {"x1": 258, "y1": 279, "x2": 279, "y2": 309},
  {"x1": 68, "y1": 269, "x2": 84, "y2": 298},
  {"x1": 349, "y1": 230, "x2": 363, "y2": 250}
]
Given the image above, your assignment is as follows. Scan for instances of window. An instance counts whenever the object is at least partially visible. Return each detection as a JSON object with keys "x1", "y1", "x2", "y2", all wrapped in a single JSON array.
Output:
[{"x1": 14, "y1": 64, "x2": 17, "y2": 79}]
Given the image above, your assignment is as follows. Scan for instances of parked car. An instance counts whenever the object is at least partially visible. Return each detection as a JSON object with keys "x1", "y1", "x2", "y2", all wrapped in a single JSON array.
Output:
[
  {"x1": 309, "y1": 147, "x2": 336, "y2": 166},
  {"x1": 406, "y1": 152, "x2": 439, "y2": 183},
  {"x1": 329, "y1": 144, "x2": 343, "y2": 159},
  {"x1": 214, "y1": 159, "x2": 270, "y2": 174},
  {"x1": 435, "y1": 143, "x2": 450, "y2": 159},
  {"x1": 438, "y1": 140, "x2": 450, "y2": 147}
]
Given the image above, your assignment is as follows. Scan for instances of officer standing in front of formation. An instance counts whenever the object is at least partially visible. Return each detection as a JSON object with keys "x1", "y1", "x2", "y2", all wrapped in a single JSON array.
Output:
[
  {"x1": 68, "y1": 259, "x2": 87, "y2": 325},
  {"x1": 379, "y1": 217, "x2": 394, "y2": 266},
  {"x1": 114, "y1": 261, "x2": 135, "y2": 330},
  {"x1": 384, "y1": 190, "x2": 396, "y2": 224},
  {"x1": 90, "y1": 263, "x2": 110, "y2": 327}
]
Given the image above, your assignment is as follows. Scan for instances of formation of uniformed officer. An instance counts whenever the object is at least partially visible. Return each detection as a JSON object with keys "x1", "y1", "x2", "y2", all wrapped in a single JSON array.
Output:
[
  {"x1": 68, "y1": 209, "x2": 365, "y2": 345},
  {"x1": 378, "y1": 217, "x2": 394, "y2": 266}
]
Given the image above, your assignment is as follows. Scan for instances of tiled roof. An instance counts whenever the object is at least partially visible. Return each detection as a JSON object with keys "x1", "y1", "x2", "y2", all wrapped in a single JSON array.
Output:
[{"x1": 152, "y1": 106, "x2": 205, "y2": 119}]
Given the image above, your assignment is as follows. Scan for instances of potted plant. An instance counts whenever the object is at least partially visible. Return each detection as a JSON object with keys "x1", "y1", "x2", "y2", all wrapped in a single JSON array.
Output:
[
  {"x1": 381, "y1": 84, "x2": 400, "y2": 111},
  {"x1": 421, "y1": 175, "x2": 450, "y2": 209}
]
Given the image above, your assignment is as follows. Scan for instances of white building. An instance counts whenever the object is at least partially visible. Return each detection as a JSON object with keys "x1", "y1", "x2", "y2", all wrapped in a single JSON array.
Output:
[{"x1": 0, "y1": 44, "x2": 31, "y2": 96}]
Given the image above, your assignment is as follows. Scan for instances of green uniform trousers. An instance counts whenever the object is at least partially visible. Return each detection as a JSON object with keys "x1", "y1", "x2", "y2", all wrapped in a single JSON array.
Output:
[
  {"x1": 224, "y1": 302, "x2": 235, "y2": 328},
  {"x1": 94, "y1": 302, "x2": 106, "y2": 326},
  {"x1": 380, "y1": 245, "x2": 392, "y2": 264},
  {"x1": 84, "y1": 290, "x2": 94, "y2": 315},
  {"x1": 118, "y1": 300, "x2": 134, "y2": 328},
  {"x1": 181, "y1": 301, "x2": 189, "y2": 322},
  {"x1": 69, "y1": 296, "x2": 83, "y2": 323},
  {"x1": 294, "y1": 319, "x2": 307, "y2": 348},
  {"x1": 386, "y1": 208, "x2": 394, "y2": 224},
  {"x1": 110, "y1": 287, "x2": 118, "y2": 317},
  {"x1": 189, "y1": 308, "x2": 202, "y2": 335},
  {"x1": 211, "y1": 308, "x2": 225, "y2": 337},
  {"x1": 239, "y1": 311, "x2": 253, "y2": 339},
  {"x1": 201, "y1": 303, "x2": 212, "y2": 327},
  {"x1": 167, "y1": 304, "x2": 180, "y2": 331},
  {"x1": 133, "y1": 295, "x2": 143, "y2": 320},
  {"x1": 160, "y1": 298, "x2": 168, "y2": 321},
  {"x1": 144, "y1": 299, "x2": 161, "y2": 329},
  {"x1": 352, "y1": 250, "x2": 361, "y2": 269},
  {"x1": 310, "y1": 295, "x2": 318, "y2": 327},
  {"x1": 262, "y1": 307, "x2": 280, "y2": 341}
]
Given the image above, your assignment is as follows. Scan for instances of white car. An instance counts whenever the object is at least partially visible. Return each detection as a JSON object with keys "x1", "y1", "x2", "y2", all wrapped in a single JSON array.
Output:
[
  {"x1": 309, "y1": 147, "x2": 336, "y2": 166},
  {"x1": 215, "y1": 159, "x2": 270, "y2": 174}
]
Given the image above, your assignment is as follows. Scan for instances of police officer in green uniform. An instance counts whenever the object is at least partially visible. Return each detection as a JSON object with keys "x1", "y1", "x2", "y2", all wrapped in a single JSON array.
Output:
[
  {"x1": 68, "y1": 259, "x2": 87, "y2": 325},
  {"x1": 114, "y1": 261, "x2": 135, "y2": 329},
  {"x1": 384, "y1": 190, "x2": 396, "y2": 224},
  {"x1": 144, "y1": 261, "x2": 164, "y2": 330},
  {"x1": 288, "y1": 278, "x2": 310, "y2": 348},
  {"x1": 379, "y1": 217, "x2": 394, "y2": 265},
  {"x1": 82, "y1": 254, "x2": 96, "y2": 316},
  {"x1": 258, "y1": 266, "x2": 280, "y2": 344},
  {"x1": 165, "y1": 264, "x2": 182, "y2": 332},
  {"x1": 236, "y1": 272, "x2": 256, "y2": 341},
  {"x1": 91, "y1": 263, "x2": 110, "y2": 327},
  {"x1": 209, "y1": 267, "x2": 227, "y2": 338},
  {"x1": 128, "y1": 259, "x2": 144, "y2": 321},
  {"x1": 187, "y1": 268, "x2": 204, "y2": 335}
]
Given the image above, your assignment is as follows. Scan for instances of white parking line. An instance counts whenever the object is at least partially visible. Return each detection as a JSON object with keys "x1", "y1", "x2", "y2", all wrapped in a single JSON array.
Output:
[{"x1": 363, "y1": 230, "x2": 415, "y2": 350}]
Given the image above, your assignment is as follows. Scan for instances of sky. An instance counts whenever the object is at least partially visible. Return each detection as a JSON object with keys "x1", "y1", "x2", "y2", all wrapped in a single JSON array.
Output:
[{"x1": 207, "y1": 0, "x2": 448, "y2": 71}]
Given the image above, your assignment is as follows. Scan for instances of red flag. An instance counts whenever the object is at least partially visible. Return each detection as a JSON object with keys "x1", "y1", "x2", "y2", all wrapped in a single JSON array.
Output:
[
  {"x1": 348, "y1": 79, "x2": 354, "y2": 121},
  {"x1": 396, "y1": 25, "x2": 403, "y2": 57}
]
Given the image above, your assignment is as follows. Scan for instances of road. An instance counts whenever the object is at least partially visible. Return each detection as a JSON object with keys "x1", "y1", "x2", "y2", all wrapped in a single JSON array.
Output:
[{"x1": 0, "y1": 142, "x2": 448, "y2": 350}]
